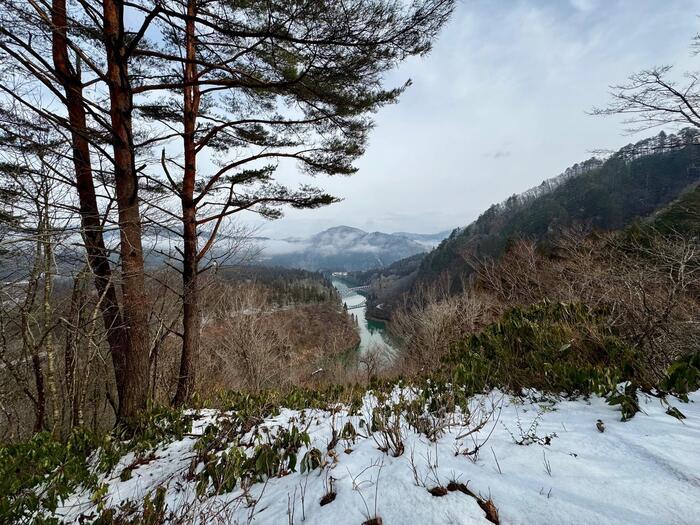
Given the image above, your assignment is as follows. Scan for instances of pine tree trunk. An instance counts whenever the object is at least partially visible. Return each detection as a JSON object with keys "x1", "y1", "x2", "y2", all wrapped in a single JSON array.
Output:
[
  {"x1": 103, "y1": 0, "x2": 151, "y2": 421},
  {"x1": 50, "y1": 0, "x2": 129, "y2": 408},
  {"x1": 173, "y1": 0, "x2": 201, "y2": 406},
  {"x1": 174, "y1": 207, "x2": 199, "y2": 405}
]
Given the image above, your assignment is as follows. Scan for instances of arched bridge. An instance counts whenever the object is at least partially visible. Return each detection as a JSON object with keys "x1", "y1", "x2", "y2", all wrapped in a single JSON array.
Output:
[{"x1": 338, "y1": 285, "x2": 370, "y2": 298}]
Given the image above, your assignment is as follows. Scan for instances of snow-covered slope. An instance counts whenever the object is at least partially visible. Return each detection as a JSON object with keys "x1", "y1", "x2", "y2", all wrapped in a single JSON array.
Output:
[{"x1": 55, "y1": 389, "x2": 700, "y2": 524}]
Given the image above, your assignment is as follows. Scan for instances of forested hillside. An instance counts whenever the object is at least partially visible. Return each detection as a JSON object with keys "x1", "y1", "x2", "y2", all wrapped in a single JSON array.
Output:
[
  {"x1": 343, "y1": 252, "x2": 426, "y2": 287},
  {"x1": 359, "y1": 129, "x2": 700, "y2": 318},
  {"x1": 216, "y1": 265, "x2": 337, "y2": 306},
  {"x1": 419, "y1": 129, "x2": 700, "y2": 285},
  {"x1": 647, "y1": 184, "x2": 700, "y2": 236}
]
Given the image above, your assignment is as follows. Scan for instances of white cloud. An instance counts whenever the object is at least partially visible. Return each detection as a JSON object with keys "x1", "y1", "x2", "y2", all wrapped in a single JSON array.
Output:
[
  {"x1": 249, "y1": 0, "x2": 700, "y2": 237},
  {"x1": 570, "y1": 0, "x2": 598, "y2": 12}
]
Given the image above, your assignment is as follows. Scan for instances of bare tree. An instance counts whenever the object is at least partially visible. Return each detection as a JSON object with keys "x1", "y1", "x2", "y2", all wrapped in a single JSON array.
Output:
[
  {"x1": 592, "y1": 65, "x2": 700, "y2": 133},
  {"x1": 207, "y1": 283, "x2": 290, "y2": 393},
  {"x1": 590, "y1": 26, "x2": 700, "y2": 143},
  {"x1": 0, "y1": 117, "x2": 75, "y2": 435},
  {"x1": 390, "y1": 279, "x2": 494, "y2": 375}
]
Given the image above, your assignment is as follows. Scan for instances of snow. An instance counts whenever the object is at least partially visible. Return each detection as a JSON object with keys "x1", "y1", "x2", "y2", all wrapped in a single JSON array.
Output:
[{"x1": 55, "y1": 390, "x2": 700, "y2": 524}]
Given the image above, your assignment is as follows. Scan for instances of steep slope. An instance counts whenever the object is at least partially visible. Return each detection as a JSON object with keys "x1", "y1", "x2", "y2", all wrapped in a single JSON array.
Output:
[
  {"x1": 418, "y1": 130, "x2": 700, "y2": 286},
  {"x1": 362, "y1": 129, "x2": 700, "y2": 316},
  {"x1": 646, "y1": 183, "x2": 700, "y2": 236}
]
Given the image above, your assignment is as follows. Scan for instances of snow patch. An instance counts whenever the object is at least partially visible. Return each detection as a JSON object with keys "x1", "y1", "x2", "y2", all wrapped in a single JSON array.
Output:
[{"x1": 55, "y1": 390, "x2": 700, "y2": 524}]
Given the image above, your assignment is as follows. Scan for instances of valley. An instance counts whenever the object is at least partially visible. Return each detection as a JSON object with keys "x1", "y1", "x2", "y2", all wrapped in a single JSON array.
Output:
[
  {"x1": 330, "y1": 277, "x2": 396, "y2": 359},
  {"x1": 2, "y1": 2, "x2": 700, "y2": 524}
]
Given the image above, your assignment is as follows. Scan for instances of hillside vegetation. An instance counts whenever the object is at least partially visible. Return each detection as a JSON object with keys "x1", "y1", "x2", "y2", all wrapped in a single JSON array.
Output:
[
  {"x1": 356, "y1": 130, "x2": 700, "y2": 317},
  {"x1": 421, "y1": 130, "x2": 700, "y2": 284},
  {"x1": 3, "y1": 385, "x2": 698, "y2": 524}
]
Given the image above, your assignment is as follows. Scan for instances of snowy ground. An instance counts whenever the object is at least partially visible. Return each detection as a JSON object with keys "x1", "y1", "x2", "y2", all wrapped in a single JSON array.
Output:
[{"x1": 56, "y1": 389, "x2": 700, "y2": 525}]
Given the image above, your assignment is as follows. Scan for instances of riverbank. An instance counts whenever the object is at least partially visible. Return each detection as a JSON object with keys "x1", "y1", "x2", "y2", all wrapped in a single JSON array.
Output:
[{"x1": 331, "y1": 278, "x2": 396, "y2": 357}]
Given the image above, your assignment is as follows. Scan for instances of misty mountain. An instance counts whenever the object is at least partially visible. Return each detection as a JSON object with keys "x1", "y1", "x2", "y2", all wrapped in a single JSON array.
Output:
[
  {"x1": 391, "y1": 230, "x2": 453, "y2": 247},
  {"x1": 255, "y1": 226, "x2": 449, "y2": 272}
]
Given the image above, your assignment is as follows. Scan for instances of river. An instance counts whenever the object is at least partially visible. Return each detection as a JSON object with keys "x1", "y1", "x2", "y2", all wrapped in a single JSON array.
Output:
[{"x1": 331, "y1": 278, "x2": 396, "y2": 359}]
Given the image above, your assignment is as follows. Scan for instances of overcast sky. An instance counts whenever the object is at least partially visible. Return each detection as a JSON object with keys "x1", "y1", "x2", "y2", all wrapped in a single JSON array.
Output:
[{"x1": 250, "y1": 0, "x2": 700, "y2": 238}]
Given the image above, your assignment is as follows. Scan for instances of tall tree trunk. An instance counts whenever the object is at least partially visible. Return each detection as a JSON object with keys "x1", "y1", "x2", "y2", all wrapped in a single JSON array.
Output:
[
  {"x1": 174, "y1": 205, "x2": 199, "y2": 405},
  {"x1": 50, "y1": 0, "x2": 129, "y2": 408},
  {"x1": 24, "y1": 234, "x2": 45, "y2": 433},
  {"x1": 30, "y1": 352, "x2": 46, "y2": 433},
  {"x1": 41, "y1": 185, "x2": 61, "y2": 436},
  {"x1": 173, "y1": 0, "x2": 201, "y2": 406},
  {"x1": 102, "y1": 0, "x2": 150, "y2": 420},
  {"x1": 64, "y1": 270, "x2": 86, "y2": 429}
]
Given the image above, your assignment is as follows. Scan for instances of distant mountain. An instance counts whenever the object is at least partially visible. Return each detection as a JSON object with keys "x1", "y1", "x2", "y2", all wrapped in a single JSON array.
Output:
[
  {"x1": 357, "y1": 128, "x2": 700, "y2": 319},
  {"x1": 255, "y1": 226, "x2": 450, "y2": 272},
  {"x1": 392, "y1": 230, "x2": 453, "y2": 248}
]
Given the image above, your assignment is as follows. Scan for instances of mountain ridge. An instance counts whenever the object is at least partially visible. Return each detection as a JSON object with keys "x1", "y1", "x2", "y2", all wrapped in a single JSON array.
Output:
[
  {"x1": 255, "y1": 225, "x2": 451, "y2": 272},
  {"x1": 354, "y1": 128, "x2": 700, "y2": 319}
]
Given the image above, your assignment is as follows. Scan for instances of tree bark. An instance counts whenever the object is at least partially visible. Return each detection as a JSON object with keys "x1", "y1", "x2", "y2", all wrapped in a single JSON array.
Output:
[
  {"x1": 64, "y1": 270, "x2": 85, "y2": 429},
  {"x1": 41, "y1": 185, "x2": 61, "y2": 436},
  {"x1": 173, "y1": 0, "x2": 201, "y2": 405},
  {"x1": 24, "y1": 234, "x2": 46, "y2": 433},
  {"x1": 50, "y1": 0, "x2": 129, "y2": 408},
  {"x1": 102, "y1": 0, "x2": 151, "y2": 420},
  {"x1": 30, "y1": 351, "x2": 46, "y2": 433},
  {"x1": 174, "y1": 206, "x2": 199, "y2": 405}
]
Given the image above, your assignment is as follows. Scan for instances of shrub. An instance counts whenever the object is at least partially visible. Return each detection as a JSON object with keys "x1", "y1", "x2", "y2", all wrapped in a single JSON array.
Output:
[
  {"x1": 113, "y1": 404, "x2": 193, "y2": 453},
  {"x1": 0, "y1": 405, "x2": 193, "y2": 524},
  {"x1": 0, "y1": 429, "x2": 100, "y2": 524},
  {"x1": 443, "y1": 301, "x2": 639, "y2": 395},
  {"x1": 191, "y1": 419, "x2": 312, "y2": 497},
  {"x1": 604, "y1": 382, "x2": 640, "y2": 421},
  {"x1": 661, "y1": 351, "x2": 700, "y2": 401}
]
